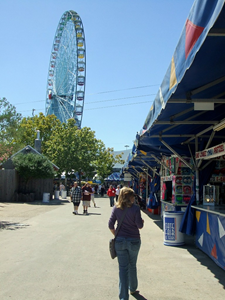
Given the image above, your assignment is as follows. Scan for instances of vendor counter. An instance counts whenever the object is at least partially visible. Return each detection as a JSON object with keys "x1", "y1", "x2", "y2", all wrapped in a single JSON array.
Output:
[
  {"x1": 161, "y1": 200, "x2": 188, "y2": 218},
  {"x1": 191, "y1": 205, "x2": 225, "y2": 270}
]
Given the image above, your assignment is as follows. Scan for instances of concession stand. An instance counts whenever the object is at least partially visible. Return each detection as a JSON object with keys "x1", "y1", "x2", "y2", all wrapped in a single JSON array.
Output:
[
  {"x1": 192, "y1": 143, "x2": 225, "y2": 269},
  {"x1": 160, "y1": 156, "x2": 194, "y2": 217},
  {"x1": 121, "y1": 0, "x2": 225, "y2": 269}
]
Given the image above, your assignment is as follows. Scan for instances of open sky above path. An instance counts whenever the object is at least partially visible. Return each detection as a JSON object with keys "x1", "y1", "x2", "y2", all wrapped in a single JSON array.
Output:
[{"x1": 0, "y1": 0, "x2": 194, "y2": 151}]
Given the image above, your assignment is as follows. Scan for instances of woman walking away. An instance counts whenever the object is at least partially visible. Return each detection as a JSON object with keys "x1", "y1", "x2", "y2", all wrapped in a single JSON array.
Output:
[
  {"x1": 107, "y1": 185, "x2": 116, "y2": 207},
  {"x1": 108, "y1": 187, "x2": 144, "y2": 300}
]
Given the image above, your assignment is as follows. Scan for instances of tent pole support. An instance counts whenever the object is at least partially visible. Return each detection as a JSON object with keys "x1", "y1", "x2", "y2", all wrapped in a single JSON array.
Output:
[
  {"x1": 200, "y1": 159, "x2": 213, "y2": 170},
  {"x1": 140, "y1": 159, "x2": 159, "y2": 176},
  {"x1": 132, "y1": 168, "x2": 141, "y2": 195},
  {"x1": 141, "y1": 167, "x2": 149, "y2": 204},
  {"x1": 130, "y1": 172, "x2": 139, "y2": 178},
  {"x1": 182, "y1": 125, "x2": 214, "y2": 144},
  {"x1": 187, "y1": 144, "x2": 197, "y2": 170},
  {"x1": 160, "y1": 139, "x2": 193, "y2": 170},
  {"x1": 150, "y1": 154, "x2": 170, "y2": 173},
  {"x1": 195, "y1": 137, "x2": 199, "y2": 205},
  {"x1": 131, "y1": 167, "x2": 140, "y2": 176},
  {"x1": 197, "y1": 130, "x2": 215, "y2": 168}
]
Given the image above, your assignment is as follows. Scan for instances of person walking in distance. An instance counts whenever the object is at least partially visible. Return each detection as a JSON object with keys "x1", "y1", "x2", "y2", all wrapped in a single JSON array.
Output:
[
  {"x1": 82, "y1": 182, "x2": 93, "y2": 215},
  {"x1": 59, "y1": 182, "x2": 65, "y2": 196},
  {"x1": 98, "y1": 184, "x2": 102, "y2": 195},
  {"x1": 116, "y1": 185, "x2": 121, "y2": 202},
  {"x1": 107, "y1": 185, "x2": 116, "y2": 207},
  {"x1": 108, "y1": 187, "x2": 144, "y2": 300},
  {"x1": 91, "y1": 185, "x2": 96, "y2": 207},
  {"x1": 101, "y1": 184, "x2": 105, "y2": 197},
  {"x1": 70, "y1": 181, "x2": 82, "y2": 215}
]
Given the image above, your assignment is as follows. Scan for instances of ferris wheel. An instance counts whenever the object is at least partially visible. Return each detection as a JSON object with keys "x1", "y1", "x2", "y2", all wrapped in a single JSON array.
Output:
[{"x1": 45, "y1": 10, "x2": 86, "y2": 128}]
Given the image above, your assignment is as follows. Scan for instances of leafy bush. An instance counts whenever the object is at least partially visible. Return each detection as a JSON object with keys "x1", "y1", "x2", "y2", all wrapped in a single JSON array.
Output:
[
  {"x1": 12, "y1": 153, "x2": 55, "y2": 182},
  {"x1": 0, "y1": 144, "x2": 13, "y2": 163}
]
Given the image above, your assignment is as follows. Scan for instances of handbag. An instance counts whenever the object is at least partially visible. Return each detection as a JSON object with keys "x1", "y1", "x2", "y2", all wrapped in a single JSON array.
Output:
[
  {"x1": 109, "y1": 238, "x2": 117, "y2": 259},
  {"x1": 109, "y1": 207, "x2": 128, "y2": 259}
]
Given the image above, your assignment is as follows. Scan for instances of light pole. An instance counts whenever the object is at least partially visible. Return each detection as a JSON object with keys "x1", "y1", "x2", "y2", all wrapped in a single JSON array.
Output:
[{"x1": 124, "y1": 145, "x2": 129, "y2": 150}]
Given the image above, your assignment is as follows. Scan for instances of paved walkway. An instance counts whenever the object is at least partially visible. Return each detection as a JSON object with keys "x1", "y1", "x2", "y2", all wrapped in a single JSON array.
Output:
[{"x1": 0, "y1": 197, "x2": 224, "y2": 300}]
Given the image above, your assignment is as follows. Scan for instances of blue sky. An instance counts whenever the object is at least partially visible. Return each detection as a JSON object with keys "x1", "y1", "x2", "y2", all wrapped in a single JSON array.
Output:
[{"x1": 0, "y1": 0, "x2": 194, "y2": 151}]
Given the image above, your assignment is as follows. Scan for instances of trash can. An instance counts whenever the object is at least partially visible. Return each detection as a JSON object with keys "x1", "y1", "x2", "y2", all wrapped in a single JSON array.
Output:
[
  {"x1": 163, "y1": 211, "x2": 185, "y2": 246},
  {"x1": 54, "y1": 190, "x2": 59, "y2": 199},
  {"x1": 43, "y1": 193, "x2": 50, "y2": 203},
  {"x1": 61, "y1": 190, "x2": 67, "y2": 199}
]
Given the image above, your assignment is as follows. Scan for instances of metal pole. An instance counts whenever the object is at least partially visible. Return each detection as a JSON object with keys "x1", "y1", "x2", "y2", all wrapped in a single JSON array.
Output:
[
  {"x1": 141, "y1": 167, "x2": 149, "y2": 206},
  {"x1": 195, "y1": 137, "x2": 199, "y2": 205},
  {"x1": 187, "y1": 143, "x2": 196, "y2": 169},
  {"x1": 197, "y1": 130, "x2": 215, "y2": 168},
  {"x1": 150, "y1": 154, "x2": 170, "y2": 172},
  {"x1": 146, "y1": 169, "x2": 148, "y2": 205},
  {"x1": 140, "y1": 159, "x2": 159, "y2": 176},
  {"x1": 160, "y1": 139, "x2": 193, "y2": 170}
]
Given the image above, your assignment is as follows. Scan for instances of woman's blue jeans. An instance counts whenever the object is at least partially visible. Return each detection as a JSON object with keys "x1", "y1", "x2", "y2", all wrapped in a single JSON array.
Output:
[
  {"x1": 115, "y1": 237, "x2": 141, "y2": 300},
  {"x1": 109, "y1": 196, "x2": 115, "y2": 206}
]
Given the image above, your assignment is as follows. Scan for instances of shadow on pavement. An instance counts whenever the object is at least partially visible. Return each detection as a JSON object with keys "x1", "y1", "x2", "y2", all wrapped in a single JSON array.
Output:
[
  {"x1": 142, "y1": 209, "x2": 163, "y2": 230},
  {"x1": 0, "y1": 199, "x2": 69, "y2": 207},
  {"x1": 131, "y1": 291, "x2": 148, "y2": 300},
  {"x1": 74, "y1": 213, "x2": 102, "y2": 216},
  {"x1": 0, "y1": 221, "x2": 30, "y2": 231},
  {"x1": 27, "y1": 199, "x2": 70, "y2": 206},
  {"x1": 187, "y1": 246, "x2": 225, "y2": 288},
  {"x1": 143, "y1": 209, "x2": 225, "y2": 288}
]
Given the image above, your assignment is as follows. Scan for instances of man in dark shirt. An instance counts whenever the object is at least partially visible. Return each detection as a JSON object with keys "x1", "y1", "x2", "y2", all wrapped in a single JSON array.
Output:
[{"x1": 82, "y1": 182, "x2": 93, "y2": 215}]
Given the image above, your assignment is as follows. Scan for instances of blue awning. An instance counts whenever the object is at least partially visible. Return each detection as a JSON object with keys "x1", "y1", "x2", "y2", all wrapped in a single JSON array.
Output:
[
  {"x1": 121, "y1": 148, "x2": 160, "y2": 178},
  {"x1": 106, "y1": 172, "x2": 123, "y2": 181},
  {"x1": 136, "y1": 0, "x2": 225, "y2": 156}
]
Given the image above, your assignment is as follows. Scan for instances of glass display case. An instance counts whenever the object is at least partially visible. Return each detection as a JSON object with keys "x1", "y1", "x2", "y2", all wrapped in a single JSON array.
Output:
[
  {"x1": 203, "y1": 185, "x2": 216, "y2": 206},
  {"x1": 203, "y1": 184, "x2": 220, "y2": 206}
]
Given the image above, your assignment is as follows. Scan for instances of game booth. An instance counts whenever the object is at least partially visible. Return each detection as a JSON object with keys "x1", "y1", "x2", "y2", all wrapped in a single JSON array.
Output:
[
  {"x1": 122, "y1": 0, "x2": 225, "y2": 269},
  {"x1": 191, "y1": 144, "x2": 225, "y2": 269}
]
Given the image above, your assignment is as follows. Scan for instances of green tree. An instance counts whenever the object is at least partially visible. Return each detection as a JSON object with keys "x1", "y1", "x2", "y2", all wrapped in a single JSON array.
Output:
[
  {"x1": 0, "y1": 144, "x2": 14, "y2": 164},
  {"x1": 0, "y1": 97, "x2": 22, "y2": 161},
  {"x1": 45, "y1": 119, "x2": 99, "y2": 182},
  {"x1": 0, "y1": 97, "x2": 22, "y2": 142},
  {"x1": 94, "y1": 142, "x2": 124, "y2": 182},
  {"x1": 12, "y1": 153, "x2": 55, "y2": 183},
  {"x1": 13, "y1": 113, "x2": 61, "y2": 154}
]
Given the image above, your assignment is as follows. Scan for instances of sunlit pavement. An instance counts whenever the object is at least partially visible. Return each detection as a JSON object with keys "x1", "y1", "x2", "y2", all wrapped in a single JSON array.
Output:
[{"x1": 0, "y1": 197, "x2": 224, "y2": 300}]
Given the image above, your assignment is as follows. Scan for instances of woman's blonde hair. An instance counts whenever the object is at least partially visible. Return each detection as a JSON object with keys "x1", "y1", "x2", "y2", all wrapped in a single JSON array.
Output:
[{"x1": 116, "y1": 187, "x2": 135, "y2": 209}]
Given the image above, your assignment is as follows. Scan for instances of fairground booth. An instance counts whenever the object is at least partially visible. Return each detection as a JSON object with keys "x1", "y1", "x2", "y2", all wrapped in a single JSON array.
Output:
[{"x1": 122, "y1": 0, "x2": 225, "y2": 269}]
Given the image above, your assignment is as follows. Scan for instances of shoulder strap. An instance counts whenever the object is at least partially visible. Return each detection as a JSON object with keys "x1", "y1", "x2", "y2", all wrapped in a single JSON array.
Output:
[{"x1": 115, "y1": 207, "x2": 128, "y2": 238}]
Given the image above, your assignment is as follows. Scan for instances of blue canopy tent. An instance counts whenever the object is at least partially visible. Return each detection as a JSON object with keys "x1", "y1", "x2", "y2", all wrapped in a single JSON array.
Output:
[
  {"x1": 121, "y1": 151, "x2": 160, "y2": 189},
  {"x1": 106, "y1": 172, "x2": 123, "y2": 181},
  {"x1": 130, "y1": 0, "x2": 225, "y2": 236},
  {"x1": 137, "y1": 0, "x2": 225, "y2": 155}
]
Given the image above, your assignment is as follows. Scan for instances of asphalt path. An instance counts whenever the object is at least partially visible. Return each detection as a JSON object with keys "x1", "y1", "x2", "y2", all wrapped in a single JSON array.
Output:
[{"x1": 0, "y1": 197, "x2": 224, "y2": 300}]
